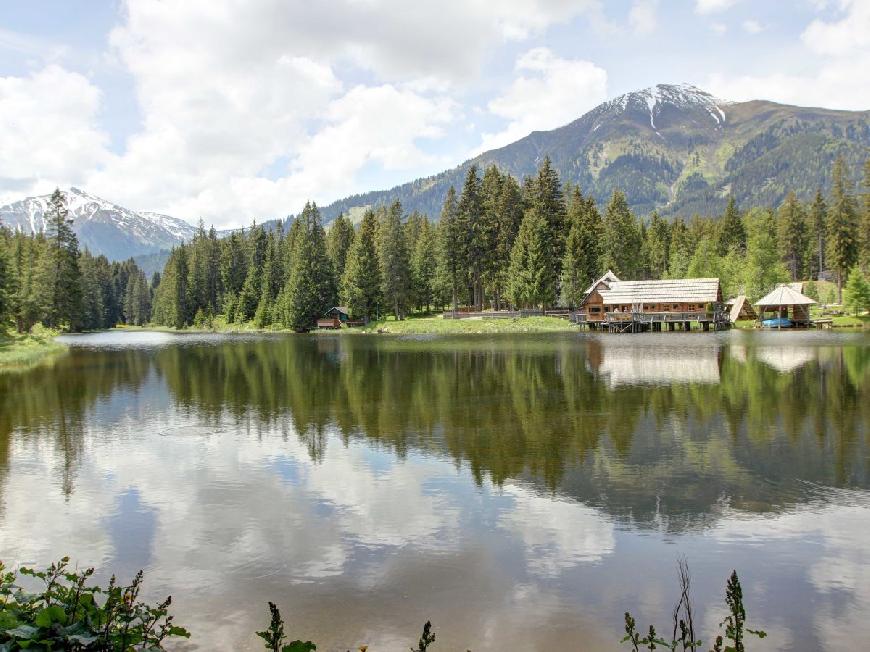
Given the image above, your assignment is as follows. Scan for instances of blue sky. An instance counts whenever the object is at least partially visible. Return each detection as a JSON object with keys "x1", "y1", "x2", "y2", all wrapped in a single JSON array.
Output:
[{"x1": 0, "y1": 0, "x2": 867, "y2": 228}]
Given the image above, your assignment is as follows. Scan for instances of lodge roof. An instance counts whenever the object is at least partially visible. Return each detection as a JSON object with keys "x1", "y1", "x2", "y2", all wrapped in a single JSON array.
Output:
[
  {"x1": 597, "y1": 278, "x2": 721, "y2": 305},
  {"x1": 584, "y1": 270, "x2": 621, "y2": 295},
  {"x1": 754, "y1": 285, "x2": 816, "y2": 307}
]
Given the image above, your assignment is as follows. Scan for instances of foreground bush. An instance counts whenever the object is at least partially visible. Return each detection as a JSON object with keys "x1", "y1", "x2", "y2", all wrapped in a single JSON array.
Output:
[{"x1": 0, "y1": 558, "x2": 189, "y2": 650}]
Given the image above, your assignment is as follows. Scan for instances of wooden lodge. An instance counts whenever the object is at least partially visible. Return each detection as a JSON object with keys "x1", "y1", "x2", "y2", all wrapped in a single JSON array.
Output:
[{"x1": 572, "y1": 274, "x2": 728, "y2": 333}]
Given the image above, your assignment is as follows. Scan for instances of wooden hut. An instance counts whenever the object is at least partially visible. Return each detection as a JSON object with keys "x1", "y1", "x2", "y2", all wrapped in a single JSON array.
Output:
[
  {"x1": 725, "y1": 295, "x2": 757, "y2": 322},
  {"x1": 754, "y1": 286, "x2": 816, "y2": 328},
  {"x1": 575, "y1": 277, "x2": 726, "y2": 332},
  {"x1": 317, "y1": 306, "x2": 352, "y2": 329}
]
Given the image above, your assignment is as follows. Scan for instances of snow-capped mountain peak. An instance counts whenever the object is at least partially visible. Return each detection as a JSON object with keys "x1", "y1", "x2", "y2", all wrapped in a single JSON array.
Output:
[
  {"x1": 0, "y1": 188, "x2": 198, "y2": 261},
  {"x1": 598, "y1": 83, "x2": 727, "y2": 130}
]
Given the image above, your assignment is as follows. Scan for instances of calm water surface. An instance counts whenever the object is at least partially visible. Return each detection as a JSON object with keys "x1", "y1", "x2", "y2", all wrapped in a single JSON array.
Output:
[{"x1": 1, "y1": 330, "x2": 869, "y2": 650}]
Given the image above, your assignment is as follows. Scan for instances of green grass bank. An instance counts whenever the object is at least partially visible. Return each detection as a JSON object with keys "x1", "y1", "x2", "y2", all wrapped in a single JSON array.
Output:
[{"x1": 0, "y1": 326, "x2": 67, "y2": 371}]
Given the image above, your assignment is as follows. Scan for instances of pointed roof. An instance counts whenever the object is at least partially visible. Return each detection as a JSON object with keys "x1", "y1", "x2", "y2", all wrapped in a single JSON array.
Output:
[
  {"x1": 584, "y1": 270, "x2": 620, "y2": 295},
  {"x1": 754, "y1": 285, "x2": 816, "y2": 307},
  {"x1": 727, "y1": 295, "x2": 757, "y2": 322}
]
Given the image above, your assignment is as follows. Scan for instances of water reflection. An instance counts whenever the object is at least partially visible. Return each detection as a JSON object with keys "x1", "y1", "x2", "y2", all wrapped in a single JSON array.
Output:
[{"x1": 0, "y1": 331, "x2": 867, "y2": 650}]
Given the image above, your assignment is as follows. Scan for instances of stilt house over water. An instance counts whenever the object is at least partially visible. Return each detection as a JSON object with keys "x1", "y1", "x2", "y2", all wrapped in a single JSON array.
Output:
[{"x1": 573, "y1": 276, "x2": 727, "y2": 332}]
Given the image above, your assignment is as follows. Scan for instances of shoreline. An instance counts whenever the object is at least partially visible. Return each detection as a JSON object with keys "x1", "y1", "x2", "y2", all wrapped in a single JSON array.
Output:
[{"x1": 0, "y1": 327, "x2": 68, "y2": 371}]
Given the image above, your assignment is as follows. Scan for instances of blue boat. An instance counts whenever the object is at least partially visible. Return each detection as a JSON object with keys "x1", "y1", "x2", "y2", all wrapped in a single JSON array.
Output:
[{"x1": 762, "y1": 317, "x2": 794, "y2": 328}]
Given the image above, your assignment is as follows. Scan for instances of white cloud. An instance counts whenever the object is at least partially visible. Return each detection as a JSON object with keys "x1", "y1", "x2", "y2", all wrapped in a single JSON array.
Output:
[
  {"x1": 742, "y1": 19, "x2": 764, "y2": 34},
  {"x1": 695, "y1": 0, "x2": 741, "y2": 15},
  {"x1": 478, "y1": 48, "x2": 608, "y2": 153},
  {"x1": 707, "y1": 0, "x2": 870, "y2": 110},
  {"x1": 0, "y1": 65, "x2": 110, "y2": 205},
  {"x1": 629, "y1": 0, "x2": 659, "y2": 34},
  {"x1": 79, "y1": 0, "x2": 604, "y2": 227},
  {"x1": 711, "y1": 22, "x2": 728, "y2": 33},
  {"x1": 801, "y1": 0, "x2": 870, "y2": 56}
]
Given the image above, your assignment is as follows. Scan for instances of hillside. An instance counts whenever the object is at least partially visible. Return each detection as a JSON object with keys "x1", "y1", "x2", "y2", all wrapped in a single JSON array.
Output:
[{"x1": 320, "y1": 84, "x2": 870, "y2": 222}]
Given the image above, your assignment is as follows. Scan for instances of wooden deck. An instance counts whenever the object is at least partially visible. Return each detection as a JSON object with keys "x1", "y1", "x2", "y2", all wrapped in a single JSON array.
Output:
[{"x1": 572, "y1": 310, "x2": 730, "y2": 333}]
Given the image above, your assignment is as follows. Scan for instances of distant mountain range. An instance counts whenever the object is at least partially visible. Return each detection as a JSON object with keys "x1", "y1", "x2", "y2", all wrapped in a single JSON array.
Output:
[
  {"x1": 1, "y1": 84, "x2": 867, "y2": 262},
  {"x1": 319, "y1": 83, "x2": 870, "y2": 222},
  {"x1": 0, "y1": 187, "x2": 198, "y2": 260}
]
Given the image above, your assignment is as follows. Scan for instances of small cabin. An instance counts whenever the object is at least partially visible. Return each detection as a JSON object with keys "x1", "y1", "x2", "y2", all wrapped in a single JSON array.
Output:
[{"x1": 317, "y1": 306, "x2": 352, "y2": 329}]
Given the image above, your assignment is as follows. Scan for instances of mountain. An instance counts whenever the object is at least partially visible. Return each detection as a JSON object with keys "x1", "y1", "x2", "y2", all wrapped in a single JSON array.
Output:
[
  {"x1": 0, "y1": 187, "x2": 198, "y2": 260},
  {"x1": 319, "y1": 83, "x2": 870, "y2": 222}
]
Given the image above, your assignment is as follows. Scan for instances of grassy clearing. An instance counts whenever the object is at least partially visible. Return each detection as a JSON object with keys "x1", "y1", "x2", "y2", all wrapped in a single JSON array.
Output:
[
  {"x1": 358, "y1": 315, "x2": 575, "y2": 334},
  {"x1": 0, "y1": 325, "x2": 67, "y2": 371}
]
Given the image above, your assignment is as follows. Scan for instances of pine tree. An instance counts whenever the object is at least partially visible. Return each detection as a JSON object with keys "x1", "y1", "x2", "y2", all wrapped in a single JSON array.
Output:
[
  {"x1": 560, "y1": 188, "x2": 600, "y2": 308},
  {"x1": 667, "y1": 218, "x2": 691, "y2": 278},
  {"x1": 377, "y1": 201, "x2": 411, "y2": 319},
  {"x1": 826, "y1": 156, "x2": 859, "y2": 302},
  {"x1": 457, "y1": 166, "x2": 485, "y2": 309},
  {"x1": 525, "y1": 157, "x2": 566, "y2": 299},
  {"x1": 843, "y1": 266, "x2": 870, "y2": 316},
  {"x1": 237, "y1": 223, "x2": 268, "y2": 322},
  {"x1": 254, "y1": 232, "x2": 282, "y2": 328},
  {"x1": 861, "y1": 158, "x2": 870, "y2": 269},
  {"x1": 327, "y1": 213, "x2": 355, "y2": 288},
  {"x1": 281, "y1": 202, "x2": 335, "y2": 330},
  {"x1": 646, "y1": 211, "x2": 670, "y2": 279},
  {"x1": 718, "y1": 196, "x2": 746, "y2": 256},
  {"x1": 437, "y1": 186, "x2": 464, "y2": 311},
  {"x1": 152, "y1": 245, "x2": 189, "y2": 329},
  {"x1": 488, "y1": 174, "x2": 523, "y2": 310},
  {"x1": 39, "y1": 189, "x2": 83, "y2": 331},
  {"x1": 601, "y1": 190, "x2": 641, "y2": 278},
  {"x1": 743, "y1": 208, "x2": 789, "y2": 300},
  {"x1": 0, "y1": 232, "x2": 11, "y2": 329},
  {"x1": 410, "y1": 218, "x2": 436, "y2": 312},
  {"x1": 777, "y1": 191, "x2": 808, "y2": 281},
  {"x1": 507, "y1": 207, "x2": 555, "y2": 310},
  {"x1": 341, "y1": 209, "x2": 381, "y2": 321},
  {"x1": 808, "y1": 190, "x2": 827, "y2": 279}
]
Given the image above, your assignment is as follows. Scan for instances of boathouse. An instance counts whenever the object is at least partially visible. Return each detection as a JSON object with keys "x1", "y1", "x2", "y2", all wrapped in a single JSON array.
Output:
[
  {"x1": 725, "y1": 295, "x2": 758, "y2": 322},
  {"x1": 754, "y1": 285, "x2": 816, "y2": 328},
  {"x1": 573, "y1": 277, "x2": 727, "y2": 332}
]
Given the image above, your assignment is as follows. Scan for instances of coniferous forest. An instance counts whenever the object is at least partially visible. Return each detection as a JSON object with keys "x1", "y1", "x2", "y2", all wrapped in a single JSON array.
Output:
[{"x1": 1, "y1": 156, "x2": 869, "y2": 333}]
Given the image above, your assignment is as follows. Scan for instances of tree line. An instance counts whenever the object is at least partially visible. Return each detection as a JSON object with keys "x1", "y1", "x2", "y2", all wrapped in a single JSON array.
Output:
[
  {"x1": 150, "y1": 154, "x2": 870, "y2": 330},
  {"x1": 0, "y1": 190, "x2": 153, "y2": 333},
  {"x1": 2, "y1": 156, "x2": 868, "y2": 333}
]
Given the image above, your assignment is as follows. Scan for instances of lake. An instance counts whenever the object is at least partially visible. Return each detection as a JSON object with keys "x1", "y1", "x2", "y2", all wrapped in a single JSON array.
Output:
[{"x1": 1, "y1": 330, "x2": 868, "y2": 650}]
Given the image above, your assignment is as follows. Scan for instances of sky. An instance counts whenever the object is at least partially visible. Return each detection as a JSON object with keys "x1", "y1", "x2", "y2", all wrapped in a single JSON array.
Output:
[{"x1": 0, "y1": 0, "x2": 868, "y2": 228}]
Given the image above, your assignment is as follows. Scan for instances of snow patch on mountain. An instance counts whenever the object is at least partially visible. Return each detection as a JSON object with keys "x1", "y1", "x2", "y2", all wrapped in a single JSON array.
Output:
[
  {"x1": 0, "y1": 188, "x2": 197, "y2": 260},
  {"x1": 599, "y1": 83, "x2": 728, "y2": 129}
]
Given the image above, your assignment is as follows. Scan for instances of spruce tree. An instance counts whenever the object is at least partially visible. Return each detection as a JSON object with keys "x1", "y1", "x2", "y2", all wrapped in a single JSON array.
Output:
[
  {"x1": 826, "y1": 156, "x2": 859, "y2": 302},
  {"x1": 808, "y1": 190, "x2": 827, "y2": 279},
  {"x1": 844, "y1": 266, "x2": 870, "y2": 316},
  {"x1": 743, "y1": 208, "x2": 789, "y2": 300},
  {"x1": 40, "y1": 189, "x2": 83, "y2": 331},
  {"x1": 281, "y1": 202, "x2": 335, "y2": 330},
  {"x1": 489, "y1": 175, "x2": 524, "y2": 310},
  {"x1": 237, "y1": 223, "x2": 268, "y2": 322},
  {"x1": 777, "y1": 191, "x2": 808, "y2": 281},
  {"x1": 327, "y1": 213, "x2": 355, "y2": 288},
  {"x1": 0, "y1": 232, "x2": 11, "y2": 329},
  {"x1": 341, "y1": 209, "x2": 381, "y2": 321},
  {"x1": 560, "y1": 188, "x2": 601, "y2": 308},
  {"x1": 667, "y1": 218, "x2": 691, "y2": 278},
  {"x1": 437, "y1": 186, "x2": 464, "y2": 311},
  {"x1": 410, "y1": 219, "x2": 436, "y2": 312},
  {"x1": 525, "y1": 157, "x2": 566, "y2": 298},
  {"x1": 458, "y1": 166, "x2": 485, "y2": 309},
  {"x1": 718, "y1": 196, "x2": 746, "y2": 256},
  {"x1": 646, "y1": 211, "x2": 670, "y2": 278},
  {"x1": 601, "y1": 190, "x2": 641, "y2": 279},
  {"x1": 861, "y1": 158, "x2": 870, "y2": 269},
  {"x1": 377, "y1": 201, "x2": 411, "y2": 319},
  {"x1": 507, "y1": 207, "x2": 555, "y2": 310}
]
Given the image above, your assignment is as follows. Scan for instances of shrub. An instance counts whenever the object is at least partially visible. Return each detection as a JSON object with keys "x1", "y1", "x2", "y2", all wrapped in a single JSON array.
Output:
[{"x1": 0, "y1": 558, "x2": 189, "y2": 651}]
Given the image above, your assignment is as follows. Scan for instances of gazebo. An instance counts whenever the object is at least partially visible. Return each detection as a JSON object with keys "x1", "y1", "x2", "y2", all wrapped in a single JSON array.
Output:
[{"x1": 754, "y1": 285, "x2": 816, "y2": 328}]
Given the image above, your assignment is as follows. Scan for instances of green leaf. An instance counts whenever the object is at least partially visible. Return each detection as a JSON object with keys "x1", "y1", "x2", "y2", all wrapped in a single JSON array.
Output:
[
  {"x1": 34, "y1": 605, "x2": 67, "y2": 628},
  {"x1": 6, "y1": 624, "x2": 38, "y2": 639},
  {"x1": 283, "y1": 641, "x2": 316, "y2": 652}
]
